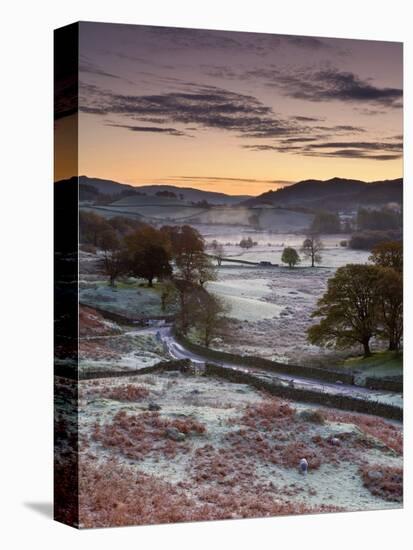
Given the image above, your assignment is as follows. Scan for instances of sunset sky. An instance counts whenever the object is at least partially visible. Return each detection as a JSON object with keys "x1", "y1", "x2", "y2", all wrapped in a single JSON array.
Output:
[{"x1": 57, "y1": 22, "x2": 403, "y2": 195}]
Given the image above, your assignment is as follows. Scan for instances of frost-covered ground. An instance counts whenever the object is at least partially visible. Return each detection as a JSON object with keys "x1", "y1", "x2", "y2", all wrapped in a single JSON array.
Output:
[
  {"x1": 80, "y1": 282, "x2": 169, "y2": 319},
  {"x1": 73, "y1": 236, "x2": 403, "y2": 528},
  {"x1": 78, "y1": 306, "x2": 168, "y2": 373},
  {"x1": 209, "y1": 265, "x2": 336, "y2": 363},
  {"x1": 211, "y1": 233, "x2": 369, "y2": 268},
  {"x1": 76, "y1": 372, "x2": 402, "y2": 527},
  {"x1": 79, "y1": 232, "x2": 373, "y2": 365},
  {"x1": 199, "y1": 233, "x2": 370, "y2": 364},
  {"x1": 79, "y1": 250, "x2": 176, "y2": 318}
]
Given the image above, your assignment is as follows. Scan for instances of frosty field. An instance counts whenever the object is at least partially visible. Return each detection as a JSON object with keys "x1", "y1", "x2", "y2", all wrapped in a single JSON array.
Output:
[
  {"x1": 73, "y1": 371, "x2": 402, "y2": 528},
  {"x1": 73, "y1": 226, "x2": 403, "y2": 526}
]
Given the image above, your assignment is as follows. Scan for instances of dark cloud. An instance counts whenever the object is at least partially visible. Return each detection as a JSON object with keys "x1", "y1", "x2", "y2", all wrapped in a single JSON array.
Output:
[
  {"x1": 79, "y1": 80, "x2": 394, "y2": 163},
  {"x1": 313, "y1": 125, "x2": 366, "y2": 133},
  {"x1": 106, "y1": 123, "x2": 189, "y2": 136},
  {"x1": 243, "y1": 144, "x2": 289, "y2": 152},
  {"x1": 80, "y1": 83, "x2": 298, "y2": 138},
  {"x1": 243, "y1": 66, "x2": 402, "y2": 108},
  {"x1": 279, "y1": 137, "x2": 320, "y2": 144},
  {"x1": 243, "y1": 139, "x2": 402, "y2": 161},
  {"x1": 285, "y1": 69, "x2": 401, "y2": 108},
  {"x1": 309, "y1": 141, "x2": 403, "y2": 152},
  {"x1": 293, "y1": 116, "x2": 323, "y2": 122},
  {"x1": 173, "y1": 175, "x2": 293, "y2": 185},
  {"x1": 304, "y1": 149, "x2": 402, "y2": 161}
]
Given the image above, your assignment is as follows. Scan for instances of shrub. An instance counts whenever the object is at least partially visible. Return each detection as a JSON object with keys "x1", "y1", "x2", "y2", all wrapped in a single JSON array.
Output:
[
  {"x1": 101, "y1": 384, "x2": 150, "y2": 401},
  {"x1": 360, "y1": 465, "x2": 403, "y2": 502},
  {"x1": 241, "y1": 400, "x2": 295, "y2": 427},
  {"x1": 298, "y1": 409, "x2": 325, "y2": 425},
  {"x1": 78, "y1": 460, "x2": 340, "y2": 527},
  {"x1": 93, "y1": 410, "x2": 206, "y2": 460},
  {"x1": 322, "y1": 410, "x2": 402, "y2": 454},
  {"x1": 79, "y1": 461, "x2": 199, "y2": 528},
  {"x1": 349, "y1": 230, "x2": 402, "y2": 250}
]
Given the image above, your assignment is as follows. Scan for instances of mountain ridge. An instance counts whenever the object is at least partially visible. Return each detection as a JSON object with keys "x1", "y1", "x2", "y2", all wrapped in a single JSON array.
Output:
[
  {"x1": 243, "y1": 177, "x2": 402, "y2": 209},
  {"x1": 56, "y1": 175, "x2": 403, "y2": 209}
]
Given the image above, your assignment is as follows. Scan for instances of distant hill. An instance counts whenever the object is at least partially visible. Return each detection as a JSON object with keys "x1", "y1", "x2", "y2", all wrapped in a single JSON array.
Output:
[
  {"x1": 77, "y1": 176, "x2": 251, "y2": 205},
  {"x1": 79, "y1": 176, "x2": 136, "y2": 195},
  {"x1": 132, "y1": 184, "x2": 251, "y2": 205},
  {"x1": 243, "y1": 177, "x2": 403, "y2": 210}
]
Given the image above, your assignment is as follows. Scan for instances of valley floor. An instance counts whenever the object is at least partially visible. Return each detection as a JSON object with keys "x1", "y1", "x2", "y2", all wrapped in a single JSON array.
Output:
[{"x1": 71, "y1": 233, "x2": 402, "y2": 527}]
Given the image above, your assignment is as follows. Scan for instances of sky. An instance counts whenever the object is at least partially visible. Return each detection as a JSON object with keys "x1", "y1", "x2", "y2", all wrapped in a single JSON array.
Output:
[{"x1": 56, "y1": 22, "x2": 403, "y2": 195}]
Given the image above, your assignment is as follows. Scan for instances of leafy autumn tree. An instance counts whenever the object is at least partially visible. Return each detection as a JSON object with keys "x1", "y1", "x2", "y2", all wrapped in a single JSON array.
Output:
[
  {"x1": 301, "y1": 235, "x2": 324, "y2": 267},
  {"x1": 281, "y1": 247, "x2": 300, "y2": 268},
  {"x1": 192, "y1": 292, "x2": 230, "y2": 347},
  {"x1": 98, "y1": 229, "x2": 126, "y2": 287},
  {"x1": 125, "y1": 226, "x2": 170, "y2": 256},
  {"x1": 161, "y1": 225, "x2": 203, "y2": 262},
  {"x1": 162, "y1": 225, "x2": 216, "y2": 286},
  {"x1": 375, "y1": 267, "x2": 403, "y2": 351},
  {"x1": 128, "y1": 245, "x2": 172, "y2": 287},
  {"x1": 369, "y1": 241, "x2": 403, "y2": 273},
  {"x1": 125, "y1": 227, "x2": 172, "y2": 287},
  {"x1": 308, "y1": 264, "x2": 382, "y2": 357}
]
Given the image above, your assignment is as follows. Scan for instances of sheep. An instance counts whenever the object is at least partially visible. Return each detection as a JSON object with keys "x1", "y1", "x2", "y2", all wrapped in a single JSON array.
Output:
[{"x1": 299, "y1": 458, "x2": 308, "y2": 476}]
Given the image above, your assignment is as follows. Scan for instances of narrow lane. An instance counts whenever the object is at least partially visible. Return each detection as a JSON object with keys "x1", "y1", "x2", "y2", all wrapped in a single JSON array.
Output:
[{"x1": 156, "y1": 326, "x2": 402, "y2": 409}]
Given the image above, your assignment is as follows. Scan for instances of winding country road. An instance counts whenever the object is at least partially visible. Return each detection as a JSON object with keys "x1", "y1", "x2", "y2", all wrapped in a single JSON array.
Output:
[
  {"x1": 80, "y1": 315, "x2": 402, "y2": 411},
  {"x1": 154, "y1": 325, "x2": 402, "y2": 409}
]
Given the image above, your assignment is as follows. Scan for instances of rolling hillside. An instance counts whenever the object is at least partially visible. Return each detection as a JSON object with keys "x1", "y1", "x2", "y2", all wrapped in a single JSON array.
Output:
[
  {"x1": 78, "y1": 176, "x2": 251, "y2": 205},
  {"x1": 60, "y1": 174, "x2": 402, "y2": 233},
  {"x1": 244, "y1": 177, "x2": 403, "y2": 210}
]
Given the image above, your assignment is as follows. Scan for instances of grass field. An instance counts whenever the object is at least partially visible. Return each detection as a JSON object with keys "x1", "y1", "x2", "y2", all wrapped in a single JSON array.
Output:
[{"x1": 340, "y1": 352, "x2": 403, "y2": 382}]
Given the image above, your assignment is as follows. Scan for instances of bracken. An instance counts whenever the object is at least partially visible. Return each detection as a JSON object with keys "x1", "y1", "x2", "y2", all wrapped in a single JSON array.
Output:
[{"x1": 360, "y1": 464, "x2": 403, "y2": 502}]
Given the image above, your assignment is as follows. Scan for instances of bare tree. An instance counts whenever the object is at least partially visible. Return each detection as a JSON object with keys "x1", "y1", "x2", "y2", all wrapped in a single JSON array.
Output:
[
  {"x1": 99, "y1": 229, "x2": 125, "y2": 287},
  {"x1": 214, "y1": 243, "x2": 225, "y2": 266},
  {"x1": 301, "y1": 234, "x2": 324, "y2": 267}
]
